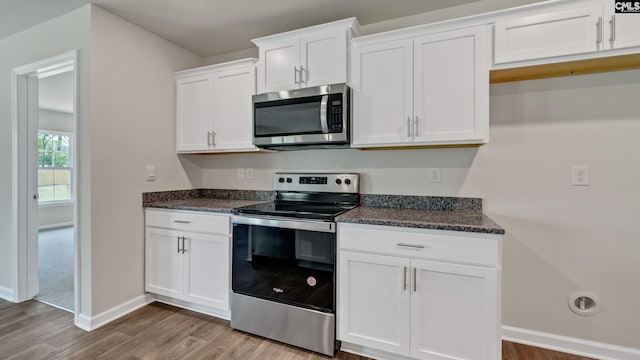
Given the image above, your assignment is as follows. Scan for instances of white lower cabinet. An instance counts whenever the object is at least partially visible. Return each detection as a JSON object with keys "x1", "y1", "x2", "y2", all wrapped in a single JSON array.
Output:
[
  {"x1": 338, "y1": 223, "x2": 501, "y2": 360},
  {"x1": 145, "y1": 209, "x2": 231, "y2": 314}
]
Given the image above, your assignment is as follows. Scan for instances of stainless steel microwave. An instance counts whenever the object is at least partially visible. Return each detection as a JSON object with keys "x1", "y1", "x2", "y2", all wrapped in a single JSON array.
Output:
[{"x1": 252, "y1": 83, "x2": 350, "y2": 149}]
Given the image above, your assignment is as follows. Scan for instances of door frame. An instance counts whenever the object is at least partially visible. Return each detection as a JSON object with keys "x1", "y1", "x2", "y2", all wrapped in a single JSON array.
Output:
[{"x1": 11, "y1": 51, "x2": 79, "y2": 315}]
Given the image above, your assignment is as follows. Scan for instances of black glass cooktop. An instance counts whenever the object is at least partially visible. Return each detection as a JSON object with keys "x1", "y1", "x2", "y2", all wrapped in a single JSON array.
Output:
[{"x1": 233, "y1": 201, "x2": 356, "y2": 221}]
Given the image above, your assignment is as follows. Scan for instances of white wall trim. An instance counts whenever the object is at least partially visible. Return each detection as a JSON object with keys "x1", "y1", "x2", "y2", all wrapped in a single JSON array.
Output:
[
  {"x1": 75, "y1": 294, "x2": 154, "y2": 332},
  {"x1": 11, "y1": 50, "x2": 79, "y2": 304},
  {"x1": 39, "y1": 222, "x2": 74, "y2": 231},
  {"x1": 0, "y1": 285, "x2": 16, "y2": 302},
  {"x1": 503, "y1": 326, "x2": 640, "y2": 360}
]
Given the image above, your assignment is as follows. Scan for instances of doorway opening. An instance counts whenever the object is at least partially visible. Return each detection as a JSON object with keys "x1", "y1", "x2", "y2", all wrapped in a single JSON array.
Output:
[
  {"x1": 34, "y1": 68, "x2": 75, "y2": 311},
  {"x1": 12, "y1": 51, "x2": 79, "y2": 315}
]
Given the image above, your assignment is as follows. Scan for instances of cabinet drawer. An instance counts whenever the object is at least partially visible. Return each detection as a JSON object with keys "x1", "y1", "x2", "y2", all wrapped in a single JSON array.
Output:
[
  {"x1": 146, "y1": 209, "x2": 231, "y2": 235},
  {"x1": 338, "y1": 223, "x2": 500, "y2": 267}
]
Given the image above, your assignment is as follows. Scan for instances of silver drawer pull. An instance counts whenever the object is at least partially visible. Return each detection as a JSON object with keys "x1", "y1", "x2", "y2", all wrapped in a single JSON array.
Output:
[
  {"x1": 403, "y1": 266, "x2": 407, "y2": 291},
  {"x1": 173, "y1": 220, "x2": 191, "y2": 224},
  {"x1": 397, "y1": 243, "x2": 425, "y2": 249}
]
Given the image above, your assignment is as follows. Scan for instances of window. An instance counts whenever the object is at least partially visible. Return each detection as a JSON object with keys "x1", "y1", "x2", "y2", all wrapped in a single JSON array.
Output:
[{"x1": 38, "y1": 131, "x2": 72, "y2": 204}]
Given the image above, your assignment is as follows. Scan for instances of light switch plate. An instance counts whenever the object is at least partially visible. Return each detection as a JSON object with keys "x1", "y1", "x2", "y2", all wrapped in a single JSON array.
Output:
[{"x1": 146, "y1": 165, "x2": 156, "y2": 181}]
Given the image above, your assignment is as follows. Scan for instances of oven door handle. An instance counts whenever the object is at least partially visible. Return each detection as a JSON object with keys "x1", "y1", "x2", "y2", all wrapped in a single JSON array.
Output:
[{"x1": 233, "y1": 215, "x2": 335, "y2": 233}]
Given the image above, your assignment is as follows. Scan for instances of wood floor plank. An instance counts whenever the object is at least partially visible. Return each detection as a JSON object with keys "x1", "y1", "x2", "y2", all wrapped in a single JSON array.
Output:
[
  {"x1": 67, "y1": 332, "x2": 132, "y2": 360},
  {"x1": 4, "y1": 343, "x2": 57, "y2": 360},
  {"x1": 0, "y1": 299, "x2": 597, "y2": 360}
]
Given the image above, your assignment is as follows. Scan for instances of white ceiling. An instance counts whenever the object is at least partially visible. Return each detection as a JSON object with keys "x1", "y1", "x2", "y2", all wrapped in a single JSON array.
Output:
[{"x1": 1, "y1": 0, "x2": 497, "y2": 57}]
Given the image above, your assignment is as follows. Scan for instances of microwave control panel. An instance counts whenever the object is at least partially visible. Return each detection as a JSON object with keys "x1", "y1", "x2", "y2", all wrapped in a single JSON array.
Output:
[{"x1": 328, "y1": 93, "x2": 344, "y2": 133}]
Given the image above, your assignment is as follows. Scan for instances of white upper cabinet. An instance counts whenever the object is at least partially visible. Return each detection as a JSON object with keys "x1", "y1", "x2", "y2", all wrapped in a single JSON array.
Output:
[
  {"x1": 494, "y1": 0, "x2": 640, "y2": 65},
  {"x1": 604, "y1": 3, "x2": 640, "y2": 50},
  {"x1": 413, "y1": 28, "x2": 489, "y2": 144},
  {"x1": 175, "y1": 58, "x2": 257, "y2": 153},
  {"x1": 351, "y1": 25, "x2": 490, "y2": 148},
  {"x1": 253, "y1": 18, "x2": 361, "y2": 93},
  {"x1": 351, "y1": 39, "x2": 414, "y2": 145},
  {"x1": 176, "y1": 74, "x2": 213, "y2": 152}
]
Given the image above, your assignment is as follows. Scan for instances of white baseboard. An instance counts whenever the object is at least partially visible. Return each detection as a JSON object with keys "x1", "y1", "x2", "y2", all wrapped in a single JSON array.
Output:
[
  {"x1": 0, "y1": 285, "x2": 15, "y2": 302},
  {"x1": 152, "y1": 294, "x2": 230, "y2": 321},
  {"x1": 503, "y1": 325, "x2": 640, "y2": 360},
  {"x1": 75, "y1": 294, "x2": 154, "y2": 331},
  {"x1": 340, "y1": 342, "x2": 413, "y2": 360}
]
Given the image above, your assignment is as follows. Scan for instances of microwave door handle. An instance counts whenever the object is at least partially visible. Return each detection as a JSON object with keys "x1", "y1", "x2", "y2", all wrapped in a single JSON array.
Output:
[{"x1": 320, "y1": 94, "x2": 329, "y2": 133}]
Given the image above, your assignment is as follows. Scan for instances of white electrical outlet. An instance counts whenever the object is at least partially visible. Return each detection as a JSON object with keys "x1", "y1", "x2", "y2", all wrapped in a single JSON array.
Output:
[
  {"x1": 245, "y1": 168, "x2": 254, "y2": 179},
  {"x1": 237, "y1": 168, "x2": 245, "y2": 179},
  {"x1": 572, "y1": 165, "x2": 589, "y2": 186},
  {"x1": 428, "y1": 168, "x2": 442, "y2": 183}
]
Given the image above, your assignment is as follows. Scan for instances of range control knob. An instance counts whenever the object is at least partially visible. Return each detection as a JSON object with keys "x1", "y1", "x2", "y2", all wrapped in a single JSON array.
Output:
[
  {"x1": 344, "y1": 178, "x2": 352, "y2": 185},
  {"x1": 286, "y1": 177, "x2": 293, "y2": 183},
  {"x1": 335, "y1": 178, "x2": 342, "y2": 185},
  {"x1": 278, "y1": 177, "x2": 285, "y2": 183}
]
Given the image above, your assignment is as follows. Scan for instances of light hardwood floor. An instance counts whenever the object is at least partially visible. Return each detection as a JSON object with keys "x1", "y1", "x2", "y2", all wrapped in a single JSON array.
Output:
[{"x1": 0, "y1": 299, "x2": 594, "y2": 360}]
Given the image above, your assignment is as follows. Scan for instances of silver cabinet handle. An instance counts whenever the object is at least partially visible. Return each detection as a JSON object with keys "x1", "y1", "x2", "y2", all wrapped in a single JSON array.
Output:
[
  {"x1": 397, "y1": 243, "x2": 425, "y2": 249},
  {"x1": 300, "y1": 66, "x2": 306, "y2": 84},
  {"x1": 407, "y1": 117, "x2": 411, "y2": 137},
  {"x1": 403, "y1": 266, "x2": 407, "y2": 291},
  {"x1": 207, "y1": 131, "x2": 212, "y2": 147},
  {"x1": 211, "y1": 131, "x2": 216, "y2": 146},
  {"x1": 173, "y1": 220, "x2": 191, "y2": 224},
  {"x1": 413, "y1": 267, "x2": 417, "y2": 292},
  {"x1": 596, "y1": 17, "x2": 603, "y2": 45},
  {"x1": 294, "y1": 66, "x2": 299, "y2": 84},
  {"x1": 609, "y1": 15, "x2": 616, "y2": 42},
  {"x1": 181, "y1": 237, "x2": 187, "y2": 253},
  {"x1": 415, "y1": 116, "x2": 420, "y2": 137},
  {"x1": 177, "y1": 236, "x2": 181, "y2": 253}
]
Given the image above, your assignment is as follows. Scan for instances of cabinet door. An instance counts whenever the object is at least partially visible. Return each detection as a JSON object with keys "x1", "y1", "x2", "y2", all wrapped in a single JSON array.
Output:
[
  {"x1": 183, "y1": 233, "x2": 230, "y2": 310},
  {"x1": 211, "y1": 66, "x2": 257, "y2": 151},
  {"x1": 301, "y1": 30, "x2": 347, "y2": 88},
  {"x1": 146, "y1": 228, "x2": 183, "y2": 298},
  {"x1": 351, "y1": 40, "x2": 414, "y2": 147},
  {"x1": 338, "y1": 251, "x2": 411, "y2": 356},
  {"x1": 413, "y1": 26, "x2": 489, "y2": 145},
  {"x1": 605, "y1": 6, "x2": 640, "y2": 50},
  {"x1": 494, "y1": 4, "x2": 604, "y2": 64},
  {"x1": 176, "y1": 74, "x2": 213, "y2": 152},
  {"x1": 410, "y1": 260, "x2": 499, "y2": 360},
  {"x1": 257, "y1": 39, "x2": 300, "y2": 93}
]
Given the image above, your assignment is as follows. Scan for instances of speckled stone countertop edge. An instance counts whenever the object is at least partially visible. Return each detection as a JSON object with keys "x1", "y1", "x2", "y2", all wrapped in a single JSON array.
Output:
[
  {"x1": 142, "y1": 190, "x2": 504, "y2": 234},
  {"x1": 142, "y1": 189, "x2": 275, "y2": 207},
  {"x1": 360, "y1": 194, "x2": 482, "y2": 212},
  {"x1": 335, "y1": 216, "x2": 505, "y2": 235}
]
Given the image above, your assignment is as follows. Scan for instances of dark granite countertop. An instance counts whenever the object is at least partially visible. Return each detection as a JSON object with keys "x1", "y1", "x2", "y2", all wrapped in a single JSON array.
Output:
[
  {"x1": 145, "y1": 198, "x2": 268, "y2": 213},
  {"x1": 142, "y1": 189, "x2": 273, "y2": 214},
  {"x1": 336, "y1": 206, "x2": 504, "y2": 235},
  {"x1": 142, "y1": 190, "x2": 504, "y2": 234}
]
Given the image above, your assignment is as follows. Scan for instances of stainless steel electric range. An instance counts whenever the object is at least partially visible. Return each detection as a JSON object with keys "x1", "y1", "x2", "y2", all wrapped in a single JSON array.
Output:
[{"x1": 231, "y1": 172, "x2": 360, "y2": 356}]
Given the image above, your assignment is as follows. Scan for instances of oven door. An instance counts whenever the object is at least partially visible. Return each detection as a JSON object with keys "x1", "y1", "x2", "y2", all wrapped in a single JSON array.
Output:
[{"x1": 232, "y1": 215, "x2": 336, "y2": 313}]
